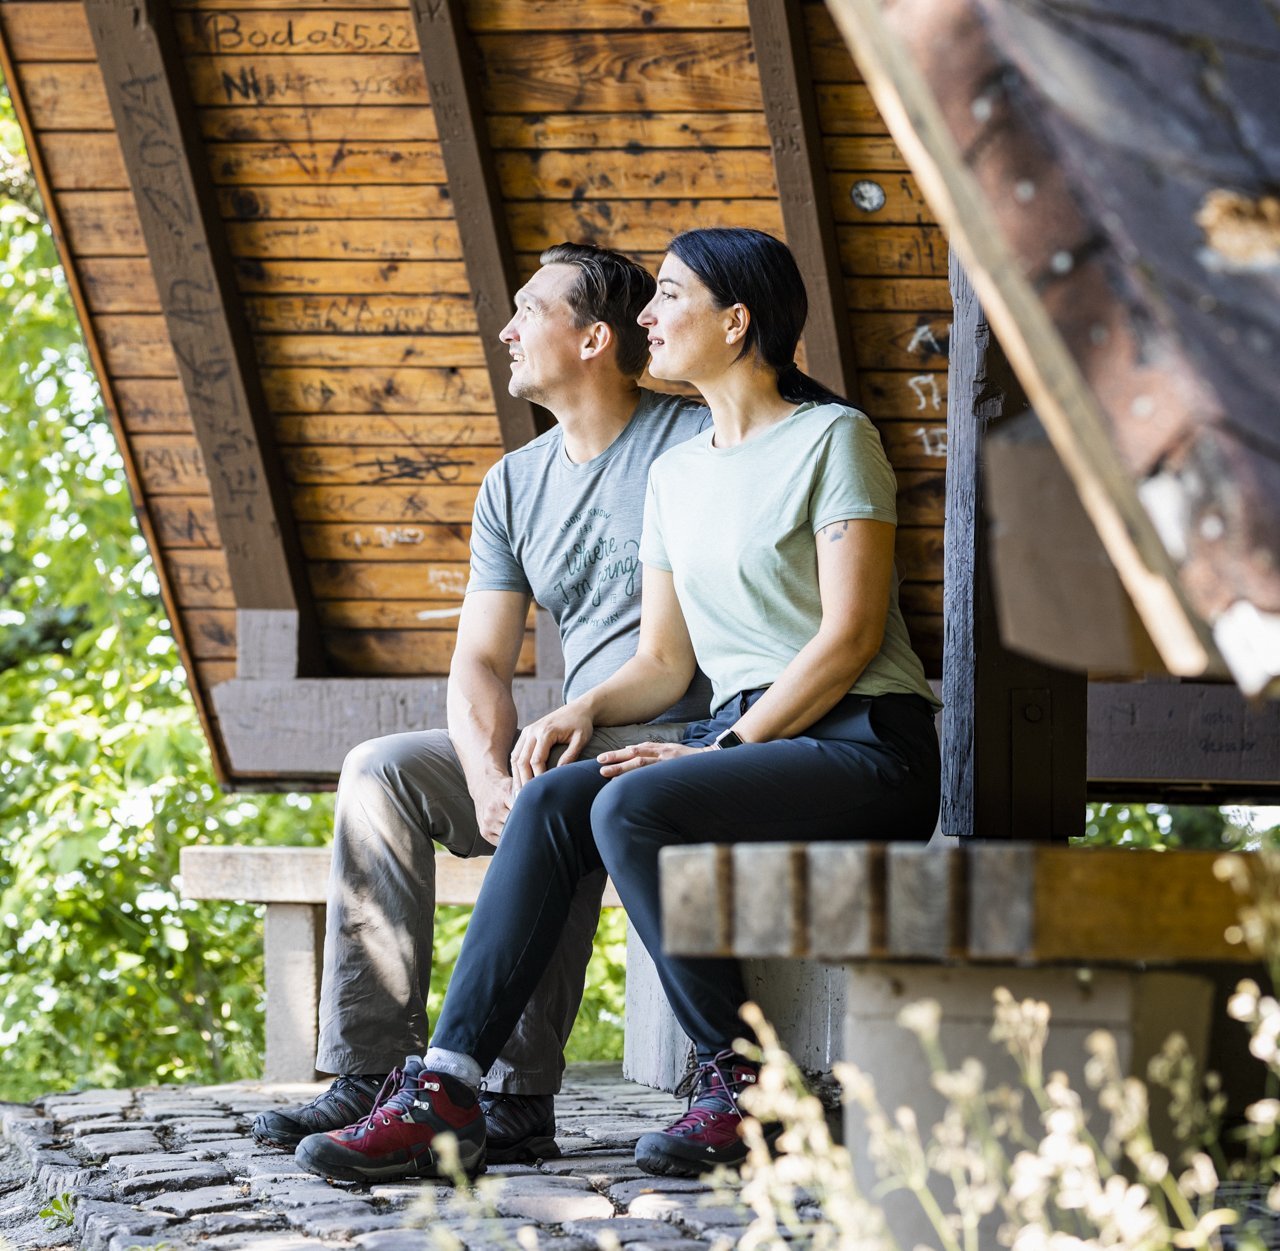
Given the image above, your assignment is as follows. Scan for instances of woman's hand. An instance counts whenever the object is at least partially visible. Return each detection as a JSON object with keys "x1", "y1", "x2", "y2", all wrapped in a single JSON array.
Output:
[
  {"x1": 510, "y1": 702, "x2": 595, "y2": 789},
  {"x1": 596, "y1": 741, "x2": 711, "y2": 778}
]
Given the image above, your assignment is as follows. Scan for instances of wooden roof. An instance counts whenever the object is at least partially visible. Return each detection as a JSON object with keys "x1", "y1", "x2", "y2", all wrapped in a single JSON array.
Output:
[
  {"x1": 0, "y1": 0, "x2": 951, "y2": 784},
  {"x1": 828, "y1": 0, "x2": 1280, "y2": 698}
]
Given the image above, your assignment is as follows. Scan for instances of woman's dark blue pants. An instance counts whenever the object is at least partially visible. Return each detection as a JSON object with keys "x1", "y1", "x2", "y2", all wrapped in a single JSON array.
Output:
[{"x1": 431, "y1": 692, "x2": 940, "y2": 1068}]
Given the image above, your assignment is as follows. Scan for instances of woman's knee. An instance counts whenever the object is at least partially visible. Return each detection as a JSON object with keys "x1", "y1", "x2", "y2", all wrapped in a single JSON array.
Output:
[{"x1": 591, "y1": 770, "x2": 678, "y2": 864}]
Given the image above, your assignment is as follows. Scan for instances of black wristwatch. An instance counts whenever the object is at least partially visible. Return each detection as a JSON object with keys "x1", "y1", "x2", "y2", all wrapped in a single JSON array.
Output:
[{"x1": 712, "y1": 727, "x2": 746, "y2": 750}]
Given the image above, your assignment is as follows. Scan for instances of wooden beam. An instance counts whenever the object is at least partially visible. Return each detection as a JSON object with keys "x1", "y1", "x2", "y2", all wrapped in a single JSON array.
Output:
[
  {"x1": 661, "y1": 842, "x2": 1249, "y2": 966},
  {"x1": 942, "y1": 253, "x2": 1086, "y2": 840},
  {"x1": 1088, "y1": 681, "x2": 1280, "y2": 800},
  {"x1": 407, "y1": 0, "x2": 541, "y2": 452},
  {"x1": 824, "y1": 0, "x2": 1227, "y2": 682},
  {"x1": 747, "y1": 0, "x2": 860, "y2": 402},
  {"x1": 83, "y1": 0, "x2": 322, "y2": 677},
  {"x1": 211, "y1": 676, "x2": 565, "y2": 781}
]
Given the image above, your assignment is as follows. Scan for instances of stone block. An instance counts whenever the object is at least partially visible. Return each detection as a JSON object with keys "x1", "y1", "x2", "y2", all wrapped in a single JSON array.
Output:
[
  {"x1": 247, "y1": 1178, "x2": 361, "y2": 1207},
  {"x1": 117, "y1": 1164, "x2": 232, "y2": 1195},
  {"x1": 289, "y1": 1204, "x2": 404, "y2": 1238},
  {"x1": 606, "y1": 1177, "x2": 709, "y2": 1206},
  {"x1": 72, "y1": 1130, "x2": 163, "y2": 1161},
  {"x1": 494, "y1": 1190, "x2": 615, "y2": 1222},
  {"x1": 110, "y1": 1152, "x2": 202, "y2": 1175},
  {"x1": 562, "y1": 1217, "x2": 681, "y2": 1243},
  {"x1": 197, "y1": 1211, "x2": 289, "y2": 1236},
  {"x1": 76, "y1": 1201, "x2": 174, "y2": 1251},
  {"x1": 142, "y1": 1184, "x2": 256, "y2": 1216}
]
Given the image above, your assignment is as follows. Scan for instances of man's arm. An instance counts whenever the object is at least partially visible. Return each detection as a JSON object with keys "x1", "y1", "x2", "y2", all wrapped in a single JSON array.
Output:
[{"x1": 447, "y1": 589, "x2": 534, "y2": 845}]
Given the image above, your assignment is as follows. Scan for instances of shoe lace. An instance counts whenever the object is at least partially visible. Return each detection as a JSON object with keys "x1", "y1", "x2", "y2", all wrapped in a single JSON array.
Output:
[
  {"x1": 355, "y1": 1067, "x2": 408, "y2": 1131},
  {"x1": 672, "y1": 1052, "x2": 750, "y2": 1127}
]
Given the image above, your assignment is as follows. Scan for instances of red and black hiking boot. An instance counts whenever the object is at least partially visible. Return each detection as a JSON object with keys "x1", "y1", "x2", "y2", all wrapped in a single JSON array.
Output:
[
  {"x1": 635, "y1": 1051, "x2": 777, "y2": 1177},
  {"x1": 296, "y1": 1058, "x2": 485, "y2": 1182}
]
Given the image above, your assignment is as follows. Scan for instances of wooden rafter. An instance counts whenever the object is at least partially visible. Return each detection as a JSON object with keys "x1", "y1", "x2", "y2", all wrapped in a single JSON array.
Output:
[
  {"x1": 748, "y1": 0, "x2": 860, "y2": 402},
  {"x1": 407, "y1": 0, "x2": 541, "y2": 453},
  {"x1": 0, "y1": 12, "x2": 233, "y2": 776},
  {"x1": 83, "y1": 0, "x2": 323, "y2": 678},
  {"x1": 819, "y1": 0, "x2": 1249, "y2": 681}
]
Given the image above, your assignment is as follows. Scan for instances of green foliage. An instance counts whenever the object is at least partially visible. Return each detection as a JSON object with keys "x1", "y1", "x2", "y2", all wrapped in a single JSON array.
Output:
[
  {"x1": 37, "y1": 1193, "x2": 74, "y2": 1230},
  {"x1": 1080, "y1": 803, "x2": 1277, "y2": 851},
  {"x1": 0, "y1": 75, "x2": 623, "y2": 1100}
]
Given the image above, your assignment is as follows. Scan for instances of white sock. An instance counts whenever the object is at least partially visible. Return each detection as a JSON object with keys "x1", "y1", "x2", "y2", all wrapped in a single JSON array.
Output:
[{"x1": 423, "y1": 1047, "x2": 483, "y2": 1091}]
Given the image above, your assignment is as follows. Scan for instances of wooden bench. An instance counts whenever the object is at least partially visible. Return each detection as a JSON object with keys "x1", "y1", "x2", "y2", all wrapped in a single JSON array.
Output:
[
  {"x1": 659, "y1": 841, "x2": 1256, "y2": 1247},
  {"x1": 180, "y1": 845, "x2": 623, "y2": 1081}
]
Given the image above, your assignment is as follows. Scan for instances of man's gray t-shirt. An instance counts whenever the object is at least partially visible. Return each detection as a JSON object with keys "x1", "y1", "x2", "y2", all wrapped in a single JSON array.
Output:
[{"x1": 467, "y1": 389, "x2": 712, "y2": 722}]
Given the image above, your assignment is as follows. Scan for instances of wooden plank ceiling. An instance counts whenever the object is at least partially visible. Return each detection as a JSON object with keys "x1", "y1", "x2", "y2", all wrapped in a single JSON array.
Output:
[{"x1": 0, "y1": 0, "x2": 951, "y2": 780}]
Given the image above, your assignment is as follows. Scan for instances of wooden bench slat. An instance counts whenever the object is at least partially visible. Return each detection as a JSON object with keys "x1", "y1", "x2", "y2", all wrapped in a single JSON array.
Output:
[
  {"x1": 180, "y1": 844, "x2": 623, "y2": 908},
  {"x1": 662, "y1": 842, "x2": 1250, "y2": 966}
]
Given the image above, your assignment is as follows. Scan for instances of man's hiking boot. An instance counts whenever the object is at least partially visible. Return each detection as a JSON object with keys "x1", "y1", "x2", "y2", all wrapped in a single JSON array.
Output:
[
  {"x1": 634, "y1": 1051, "x2": 778, "y2": 1177},
  {"x1": 479, "y1": 1092, "x2": 560, "y2": 1163},
  {"x1": 296, "y1": 1058, "x2": 486, "y2": 1182},
  {"x1": 252, "y1": 1073, "x2": 385, "y2": 1149}
]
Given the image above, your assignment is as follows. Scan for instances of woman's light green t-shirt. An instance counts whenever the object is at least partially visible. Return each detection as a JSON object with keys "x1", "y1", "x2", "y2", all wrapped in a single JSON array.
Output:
[{"x1": 639, "y1": 401, "x2": 940, "y2": 715}]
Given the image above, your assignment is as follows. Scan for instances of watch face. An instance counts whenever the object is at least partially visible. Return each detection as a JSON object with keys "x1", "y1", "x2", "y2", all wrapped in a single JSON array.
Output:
[{"x1": 716, "y1": 728, "x2": 744, "y2": 750}]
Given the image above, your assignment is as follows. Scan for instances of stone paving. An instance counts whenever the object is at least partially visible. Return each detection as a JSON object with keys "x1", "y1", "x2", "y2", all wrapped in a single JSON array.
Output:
[{"x1": 0, "y1": 1064, "x2": 760, "y2": 1251}]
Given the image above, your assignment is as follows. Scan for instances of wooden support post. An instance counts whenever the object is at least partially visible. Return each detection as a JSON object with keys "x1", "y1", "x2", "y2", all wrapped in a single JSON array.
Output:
[
  {"x1": 747, "y1": 0, "x2": 860, "y2": 402},
  {"x1": 408, "y1": 0, "x2": 542, "y2": 452},
  {"x1": 942, "y1": 254, "x2": 1086, "y2": 840},
  {"x1": 83, "y1": 0, "x2": 323, "y2": 678}
]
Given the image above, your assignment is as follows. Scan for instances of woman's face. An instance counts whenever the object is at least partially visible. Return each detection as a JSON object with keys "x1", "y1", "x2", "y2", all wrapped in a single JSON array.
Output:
[{"x1": 638, "y1": 253, "x2": 741, "y2": 383}]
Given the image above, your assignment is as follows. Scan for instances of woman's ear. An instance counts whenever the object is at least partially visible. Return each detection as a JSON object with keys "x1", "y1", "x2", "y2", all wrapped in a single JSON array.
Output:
[
  {"x1": 580, "y1": 320, "x2": 613, "y2": 360},
  {"x1": 724, "y1": 302, "x2": 750, "y2": 346}
]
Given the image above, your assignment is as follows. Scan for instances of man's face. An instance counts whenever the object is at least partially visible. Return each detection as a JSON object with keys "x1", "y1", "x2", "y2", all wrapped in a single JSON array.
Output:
[{"x1": 499, "y1": 264, "x2": 585, "y2": 404}]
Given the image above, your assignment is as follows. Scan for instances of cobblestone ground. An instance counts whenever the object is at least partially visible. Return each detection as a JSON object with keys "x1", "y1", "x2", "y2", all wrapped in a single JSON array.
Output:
[{"x1": 0, "y1": 1064, "x2": 759, "y2": 1251}]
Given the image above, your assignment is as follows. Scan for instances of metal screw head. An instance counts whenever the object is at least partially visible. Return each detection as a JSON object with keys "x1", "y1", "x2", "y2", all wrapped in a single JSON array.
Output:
[{"x1": 850, "y1": 179, "x2": 886, "y2": 213}]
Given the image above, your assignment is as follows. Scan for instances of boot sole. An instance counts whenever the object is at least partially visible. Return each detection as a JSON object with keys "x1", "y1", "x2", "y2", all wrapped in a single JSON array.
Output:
[
  {"x1": 296, "y1": 1136, "x2": 486, "y2": 1183},
  {"x1": 486, "y1": 1133, "x2": 561, "y2": 1165},
  {"x1": 634, "y1": 1135, "x2": 743, "y2": 1178}
]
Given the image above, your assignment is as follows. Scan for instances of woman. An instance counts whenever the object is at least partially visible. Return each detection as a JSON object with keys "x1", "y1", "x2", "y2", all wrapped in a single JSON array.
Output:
[{"x1": 296, "y1": 228, "x2": 941, "y2": 1184}]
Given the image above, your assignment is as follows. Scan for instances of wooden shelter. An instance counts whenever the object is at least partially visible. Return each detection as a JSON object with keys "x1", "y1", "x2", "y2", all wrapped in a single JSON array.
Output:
[
  {"x1": 0, "y1": 0, "x2": 1276, "y2": 810},
  {"x1": 1, "y1": 0, "x2": 951, "y2": 788}
]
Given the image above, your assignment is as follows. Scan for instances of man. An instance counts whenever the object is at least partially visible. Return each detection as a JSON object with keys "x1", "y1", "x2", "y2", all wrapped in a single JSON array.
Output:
[{"x1": 253, "y1": 243, "x2": 709, "y2": 1163}]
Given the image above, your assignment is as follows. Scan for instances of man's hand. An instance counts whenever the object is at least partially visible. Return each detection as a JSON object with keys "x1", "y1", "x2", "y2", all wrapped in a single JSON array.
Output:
[
  {"x1": 596, "y1": 741, "x2": 710, "y2": 778},
  {"x1": 475, "y1": 775, "x2": 515, "y2": 847},
  {"x1": 510, "y1": 703, "x2": 595, "y2": 789}
]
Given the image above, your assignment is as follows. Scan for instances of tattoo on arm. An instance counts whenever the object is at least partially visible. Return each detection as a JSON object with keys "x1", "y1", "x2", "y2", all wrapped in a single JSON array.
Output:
[{"x1": 825, "y1": 521, "x2": 849, "y2": 542}]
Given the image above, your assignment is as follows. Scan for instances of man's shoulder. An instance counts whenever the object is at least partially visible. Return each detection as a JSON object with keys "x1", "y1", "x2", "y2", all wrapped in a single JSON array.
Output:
[
  {"x1": 630, "y1": 389, "x2": 711, "y2": 450},
  {"x1": 483, "y1": 424, "x2": 563, "y2": 490}
]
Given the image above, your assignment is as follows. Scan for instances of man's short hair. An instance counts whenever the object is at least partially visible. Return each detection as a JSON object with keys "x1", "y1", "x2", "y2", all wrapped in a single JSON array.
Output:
[{"x1": 538, "y1": 242, "x2": 656, "y2": 378}]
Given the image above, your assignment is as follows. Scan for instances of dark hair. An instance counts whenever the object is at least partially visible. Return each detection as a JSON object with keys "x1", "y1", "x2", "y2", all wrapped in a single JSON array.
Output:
[
  {"x1": 666, "y1": 228, "x2": 845, "y2": 405},
  {"x1": 538, "y1": 242, "x2": 656, "y2": 378}
]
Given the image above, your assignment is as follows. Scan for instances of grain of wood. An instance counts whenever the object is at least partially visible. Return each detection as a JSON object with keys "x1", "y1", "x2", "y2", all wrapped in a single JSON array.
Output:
[
  {"x1": 290, "y1": 485, "x2": 481, "y2": 525},
  {"x1": 831, "y1": 172, "x2": 935, "y2": 224},
  {"x1": 276, "y1": 414, "x2": 502, "y2": 446},
  {"x1": 297, "y1": 522, "x2": 472, "y2": 563},
  {"x1": 489, "y1": 111, "x2": 769, "y2": 151},
  {"x1": 245, "y1": 295, "x2": 477, "y2": 335},
  {"x1": 260, "y1": 367, "x2": 493, "y2": 415},
  {"x1": 476, "y1": 32, "x2": 763, "y2": 113},
  {"x1": 307, "y1": 561, "x2": 473, "y2": 603},
  {"x1": 325, "y1": 629, "x2": 535, "y2": 676},
  {"x1": 95, "y1": 314, "x2": 177, "y2": 378},
  {"x1": 254, "y1": 334, "x2": 486, "y2": 368},
  {"x1": 496, "y1": 149, "x2": 776, "y2": 201},
  {"x1": 234, "y1": 259, "x2": 472, "y2": 296},
  {"x1": 114, "y1": 380, "x2": 193, "y2": 434},
  {"x1": 838, "y1": 224, "x2": 948, "y2": 276},
  {"x1": 218, "y1": 184, "x2": 456, "y2": 219},
  {"x1": 201, "y1": 104, "x2": 439, "y2": 143},
  {"x1": 225, "y1": 219, "x2": 463, "y2": 260},
  {"x1": 281, "y1": 444, "x2": 501, "y2": 486}
]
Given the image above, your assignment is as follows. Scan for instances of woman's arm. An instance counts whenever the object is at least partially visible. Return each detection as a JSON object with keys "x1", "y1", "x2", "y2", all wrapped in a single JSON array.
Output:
[
  {"x1": 509, "y1": 566, "x2": 697, "y2": 785},
  {"x1": 729, "y1": 517, "x2": 895, "y2": 744}
]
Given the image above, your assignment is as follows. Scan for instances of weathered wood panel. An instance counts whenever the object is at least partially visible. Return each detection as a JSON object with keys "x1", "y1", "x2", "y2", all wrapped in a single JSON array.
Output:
[
  {"x1": 260, "y1": 367, "x2": 492, "y2": 415},
  {"x1": 245, "y1": 297, "x2": 477, "y2": 335},
  {"x1": 84, "y1": 0, "x2": 323, "y2": 683},
  {"x1": 275, "y1": 414, "x2": 503, "y2": 446},
  {"x1": 326, "y1": 629, "x2": 535, "y2": 676},
  {"x1": 496, "y1": 149, "x2": 774, "y2": 201},
  {"x1": 254, "y1": 334, "x2": 485, "y2": 368}
]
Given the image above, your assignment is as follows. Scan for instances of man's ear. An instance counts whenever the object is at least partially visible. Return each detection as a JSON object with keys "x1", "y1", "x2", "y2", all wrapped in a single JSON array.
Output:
[
  {"x1": 724, "y1": 303, "x2": 750, "y2": 346},
  {"x1": 580, "y1": 320, "x2": 613, "y2": 360}
]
